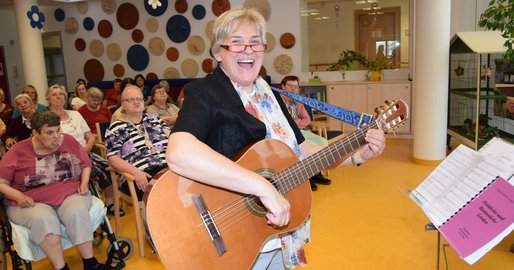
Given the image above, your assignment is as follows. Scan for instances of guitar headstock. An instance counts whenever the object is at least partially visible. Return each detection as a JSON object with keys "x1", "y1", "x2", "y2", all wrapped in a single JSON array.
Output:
[{"x1": 374, "y1": 99, "x2": 410, "y2": 133}]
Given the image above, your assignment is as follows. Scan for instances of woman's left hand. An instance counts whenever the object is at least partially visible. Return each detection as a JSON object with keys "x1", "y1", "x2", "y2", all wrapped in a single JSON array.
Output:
[
  {"x1": 360, "y1": 128, "x2": 386, "y2": 161},
  {"x1": 78, "y1": 183, "x2": 89, "y2": 195}
]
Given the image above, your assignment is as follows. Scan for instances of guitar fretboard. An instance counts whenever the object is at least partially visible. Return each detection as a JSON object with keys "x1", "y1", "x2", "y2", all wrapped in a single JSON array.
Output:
[{"x1": 273, "y1": 123, "x2": 376, "y2": 194}]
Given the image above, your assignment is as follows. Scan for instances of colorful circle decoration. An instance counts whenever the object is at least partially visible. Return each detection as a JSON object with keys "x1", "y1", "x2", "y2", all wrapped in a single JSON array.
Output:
[
  {"x1": 106, "y1": 43, "x2": 122, "y2": 61},
  {"x1": 181, "y1": 58, "x2": 199, "y2": 78},
  {"x1": 192, "y1": 5, "x2": 206, "y2": 20},
  {"x1": 75, "y1": 38, "x2": 86, "y2": 51},
  {"x1": 280, "y1": 33, "x2": 296, "y2": 49},
  {"x1": 101, "y1": 0, "x2": 117, "y2": 15},
  {"x1": 202, "y1": 58, "x2": 214, "y2": 73},
  {"x1": 146, "y1": 18, "x2": 159, "y2": 33},
  {"x1": 212, "y1": 0, "x2": 230, "y2": 17},
  {"x1": 77, "y1": 2, "x2": 88, "y2": 14},
  {"x1": 146, "y1": 72, "x2": 158, "y2": 80},
  {"x1": 175, "y1": 0, "x2": 188, "y2": 14},
  {"x1": 132, "y1": 29, "x2": 144, "y2": 43},
  {"x1": 83, "y1": 17, "x2": 94, "y2": 31},
  {"x1": 145, "y1": 0, "x2": 168, "y2": 16},
  {"x1": 89, "y1": 39, "x2": 104, "y2": 57},
  {"x1": 127, "y1": 45, "x2": 149, "y2": 71},
  {"x1": 149, "y1": 37, "x2": 165, "y2": 56},
  {"x1": 113, "y1": 64, "x2": 125, "y2": 77},
  {"x1": 187, "y1": 35, "x2": 205, "y2": 55},
  {"x1": 166, "y1": 47, "x2": 179, "y2": 61},
  {"x1": 116, "y1": 3, "x2": 139, "y2": 30},
  {"x1": 64, "y1": 17, "x2": 79, "y2": 34},
  {"x1": 166, "y1": 15, "x2": 190, "y2": 43},
  {"x1": 163, "y1": 67, "x2": 180, "y2": 79},
  {"x1": 205, "y1": 20, "x2": 214, "y2": 40},
  {"x1": 27, "y1": 5, "x2": 45, "y2": 29},
  {"x1": 265, "y1": 32, "x2": 275, "y2": 52},
  {"x1": 84, "y1": 59, "x2": 105, "y2": 81},
  {"x1": 273, "y1": 54, "x2": 293, "y2": 75},
  {"x1": 54, "y1": 8, "x2": 65, "y2": 22},
  {"x1": 98, "y1": 20, "x2": 113, "y2": 38}
]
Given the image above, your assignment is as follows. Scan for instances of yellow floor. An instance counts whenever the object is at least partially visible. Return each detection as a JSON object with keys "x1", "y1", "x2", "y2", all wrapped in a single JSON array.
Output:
[{"x1": 27, "y1": 139, "x2": 514, "y2": 269}]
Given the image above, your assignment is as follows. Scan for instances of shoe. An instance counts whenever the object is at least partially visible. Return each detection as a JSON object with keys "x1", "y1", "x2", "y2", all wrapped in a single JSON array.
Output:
[
  {"x1": 309, "y1": 179, "x2": 318, "y2": 191},
  {"x1": 106, "y1": 203, "x2": 125, "y2": 217},
  {"x1": 94, "y1": 263, "x2": 114, "y2": 270},
  {"x1": 312, "y1": 173, "x2": 331, "y2": 185}
]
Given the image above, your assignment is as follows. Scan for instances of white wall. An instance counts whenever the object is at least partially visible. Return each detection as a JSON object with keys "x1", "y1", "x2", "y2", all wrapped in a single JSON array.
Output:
[{"x1": 0, "y1": 0, "x2": 497, "y2": 98}]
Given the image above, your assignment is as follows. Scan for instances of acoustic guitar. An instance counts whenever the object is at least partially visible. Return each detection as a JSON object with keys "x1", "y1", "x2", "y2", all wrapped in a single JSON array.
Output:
[{"x1": 146, "y1": 100, "x2": 409, "y2": 270}]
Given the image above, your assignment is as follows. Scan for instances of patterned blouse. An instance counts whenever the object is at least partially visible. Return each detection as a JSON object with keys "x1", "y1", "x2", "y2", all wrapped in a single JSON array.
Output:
[
  {"x1": 232, "y1": 77, "x2": 309, "y2": 269},
  {"x1": 105, "y1": 113, "x2": 170, "y2": 174}
]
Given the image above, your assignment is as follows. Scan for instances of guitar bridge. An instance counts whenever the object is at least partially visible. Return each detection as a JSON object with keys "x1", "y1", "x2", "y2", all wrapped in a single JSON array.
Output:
[{"x1": 192, "y1": 194, "x2": 227, "y2": 256}]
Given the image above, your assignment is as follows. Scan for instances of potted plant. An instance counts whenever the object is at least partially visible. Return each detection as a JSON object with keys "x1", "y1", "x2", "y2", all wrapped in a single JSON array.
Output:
[
  {"x1": 364, "y1": 56, "x2": 390, "y2": 81},
  {"x1": 327, "y1": 50, "x2": 367, "y2": 80},
  {"x1": 478, "y1": 0, "x2": 513, "y2": 60}
]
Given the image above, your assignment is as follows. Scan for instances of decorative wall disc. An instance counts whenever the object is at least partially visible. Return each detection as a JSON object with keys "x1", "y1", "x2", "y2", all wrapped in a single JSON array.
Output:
[
  {"x1": 212, "y1": 0, "x2": 230, "y2": 17},
  {"x1": 83, "y1": 17, "x2": 94, "y2": 31},
  {"x1": 163, "y1": 67, "x2": 180, "y2": 79},
  {"x1": 149, "y1": 37, "x2": 165, "y2": 56},
  {"x1": 89, "y1": 39, "x2": 104, "y2": 57},
  {"x1": 146, "y1": 18, "x2": 159, "y2": 33},
  {"x1": 84, "y1": 59, "x2": 105, "y2": 81},
  {"x1": 75, "y1": 38, "x2": 86, "y2": 51},
  {"x1": 166, "y1": 47, "x2": 179, "y2": 61},
  {"x1": 202, "y1": 58, "x2": 214, "y2": 73},
  {"x1": 146, "y1": 72, "x2": 158, "y2": 80},
  {"x1": 116, "y1": 3, "x2": 139, "y2": 30},
  {"x1": 127, "y1": 45, "x2": 149, "y2": 71},
  {"x1": 192, "y1": 5, "x2": 206, "y2": 20},
  {"x1": 175, "y1": 0, "x2": 188, "y2": 13},
  {"x1": 265, "y1": 32, "x2": 275, "y2": 52},
  {"x1": 132, "y1": 29, "x2": 144, "y2": 43},
  {"x1": 273, "y1": 54, "x2": 293, "y2": 75},
  {"x1": 98, "y1": 20, "x2": 113, "y2": 38},
  {"x1": 280, "y1": 33, "x2": 295, "y2": 49},
  {"x1": 113, "y1": 64, "x2": 125, "y2": 77},
  {"x1": 181, "y1": 58, "x2": 199, "y2": 78},
  {"x1": 54, "y1": 8, "x2": 65, "y2": 22},
  {"x1": 64, "y1": 17, "x2": 79, "y2": 34},
  {"x1": 205, "y1": 20, "x2": 214, "y2": 40},
  {"x1": 77, "y1": 2, "x2": 88, "y2": 14},
  {"x1": 166, "y1": 15, "x2": 190, "y2": 43},
  {"x1": 106, "y1": 43, "x2": 122, "y2": 61},
  {"x1": 187, "y1": 35, "x2": 205, "y2": 55},
  {"x1": 101, "y1": 0, "x2": 117, "y2": 14},
  {"x1": 145, "y1": 0, "x2": 168, "y2": 16}
]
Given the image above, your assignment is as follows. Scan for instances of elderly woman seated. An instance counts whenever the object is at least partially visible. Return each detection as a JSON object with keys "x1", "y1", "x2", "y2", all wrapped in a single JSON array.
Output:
[
  {"x1": 12, "y1": 85, "x2": 46, "y2": 118},
  {"x1": 0, "y1": 110, "x2": 109, "y2": 270},
  {"x1": 78, "y1": 87, "x2": 113, "y2": 136},
  {"x1": 145, "y1": 84, "x2": 180, "y2": 128},
  {"x1": 2, "y1": 94, "x2": 36, "y2": 149},
  {"x1": 105, "y1": 85, "x2": 170, "y2": 201}
]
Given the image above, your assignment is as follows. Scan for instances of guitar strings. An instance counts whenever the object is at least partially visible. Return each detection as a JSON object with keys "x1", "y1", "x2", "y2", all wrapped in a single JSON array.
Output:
[{"x1": 200, "y1": 122, "x2": 379, "y2": 231}]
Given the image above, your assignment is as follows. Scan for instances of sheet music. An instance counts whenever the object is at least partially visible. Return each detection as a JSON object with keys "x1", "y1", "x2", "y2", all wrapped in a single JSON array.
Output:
[{"x1": 409, "y1": 142, "x2": 514, "y2": 227}]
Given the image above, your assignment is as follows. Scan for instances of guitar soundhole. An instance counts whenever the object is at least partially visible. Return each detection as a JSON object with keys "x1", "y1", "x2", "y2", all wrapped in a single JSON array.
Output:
[{"x1": 243, "y1": 168, "x2": 277, "y2": 217}]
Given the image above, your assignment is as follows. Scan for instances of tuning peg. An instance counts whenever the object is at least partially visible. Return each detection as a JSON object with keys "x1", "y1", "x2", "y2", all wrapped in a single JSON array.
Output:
[{"x1": 375, "y1": 107, "x2": 384, "y2": 114}]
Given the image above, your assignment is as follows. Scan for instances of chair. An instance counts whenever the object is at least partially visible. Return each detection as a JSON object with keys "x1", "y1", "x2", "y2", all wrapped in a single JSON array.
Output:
[
  {"x1": 305, "y1": 105, "x2": 345, "y2": 144},
  {"x1": 0, "y1": 196, "x2": 106, "y2": 266},
  {"x1": 96, "y1": 121, "x2": 146, "y2": 258}
]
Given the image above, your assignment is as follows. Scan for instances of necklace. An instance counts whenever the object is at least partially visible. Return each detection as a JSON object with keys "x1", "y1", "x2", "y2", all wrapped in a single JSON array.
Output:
[{"x1": 124, "y1": 115, "x2": 153, "y2": 150}]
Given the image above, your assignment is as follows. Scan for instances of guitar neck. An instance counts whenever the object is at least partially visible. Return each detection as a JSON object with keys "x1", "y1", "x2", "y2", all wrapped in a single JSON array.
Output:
[{"x1": 273, "y1": 123, "x2": 375, "y2": 194}]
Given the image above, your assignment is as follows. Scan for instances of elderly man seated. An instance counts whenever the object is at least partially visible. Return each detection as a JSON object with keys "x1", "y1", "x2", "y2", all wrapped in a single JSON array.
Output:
[{"x1": 0, "y1": 110, "x2": 110, "y2": 270}]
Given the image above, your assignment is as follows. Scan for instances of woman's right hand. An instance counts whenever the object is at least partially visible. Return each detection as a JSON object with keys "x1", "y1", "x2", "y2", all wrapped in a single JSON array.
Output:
[
  {"x1": 5, "y1": 138, "x2": 16, "y2": 149},
  {"x1": 258, "y1": 182, "x2": 291, "y2": 228},
  {"x1": 16, "y1": 194, "x2": 35, "y2": 208}
]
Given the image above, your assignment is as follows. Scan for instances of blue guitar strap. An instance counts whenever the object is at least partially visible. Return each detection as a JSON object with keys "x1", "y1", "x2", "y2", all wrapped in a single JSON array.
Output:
[{"x1": 270, "y1": 86, "x2": 374, "y2": 128}]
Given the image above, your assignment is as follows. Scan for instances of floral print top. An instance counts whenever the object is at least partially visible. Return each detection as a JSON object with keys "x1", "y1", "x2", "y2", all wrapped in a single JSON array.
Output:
[{"x1": 232, "y1": 77, "x2": 310, "y2": 269}]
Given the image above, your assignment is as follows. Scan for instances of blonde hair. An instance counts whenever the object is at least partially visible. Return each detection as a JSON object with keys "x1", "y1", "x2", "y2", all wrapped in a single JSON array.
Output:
[
  {"x1": 210, "y1": 7, "x2": 267, "y2": 56},
  {"x1": 14, "y1": 93, "x2": 33, "y2": 104},
  {"x1": 45, "y1": 84, "x2": 67, "y2": 99},
  {"x1": 87, "y1": 87, "x2": 104, "y2": 99}
]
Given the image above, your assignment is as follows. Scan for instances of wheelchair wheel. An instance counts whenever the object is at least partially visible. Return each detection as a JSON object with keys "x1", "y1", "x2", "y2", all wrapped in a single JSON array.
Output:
[{"x1": 106, "y1": 237, "x2": 133, "y2": 263}]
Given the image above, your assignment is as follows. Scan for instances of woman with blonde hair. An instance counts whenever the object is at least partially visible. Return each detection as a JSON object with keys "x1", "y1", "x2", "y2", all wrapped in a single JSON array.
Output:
[
  {"x1": 12, "y1": 85, "x2": 46, "y2": 118},
  {"x1": 71, "y1": 81, "x2": 88, "y2": 110}
]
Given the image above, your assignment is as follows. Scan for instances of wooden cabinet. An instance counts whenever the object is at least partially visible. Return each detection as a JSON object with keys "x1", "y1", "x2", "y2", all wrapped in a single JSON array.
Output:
[{"x1": 326, "y1": 81, "x2": 411, "y2": 134}]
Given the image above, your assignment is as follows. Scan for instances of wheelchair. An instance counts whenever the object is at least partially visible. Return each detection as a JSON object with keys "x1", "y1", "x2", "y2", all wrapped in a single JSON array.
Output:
[{"x1": 0, "y1": 183, "x2": 133, "y2": 270}]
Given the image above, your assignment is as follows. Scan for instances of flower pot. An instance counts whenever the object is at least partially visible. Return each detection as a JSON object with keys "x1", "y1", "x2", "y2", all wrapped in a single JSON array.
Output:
[{"x1": 371, "y1": 71, "x2": 382, "y2": 81}]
